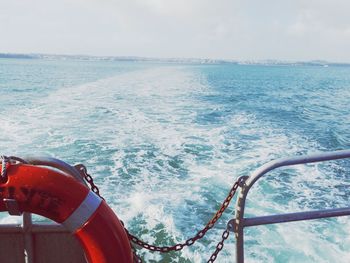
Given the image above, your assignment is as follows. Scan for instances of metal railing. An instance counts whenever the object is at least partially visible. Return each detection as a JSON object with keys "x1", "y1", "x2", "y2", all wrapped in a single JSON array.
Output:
[
  {"x1": 0, "y1": 213, "x2": 86, "y2": 263},
  {"x1": 228, "y1": 149, "x2": 350, "y2": 263}
]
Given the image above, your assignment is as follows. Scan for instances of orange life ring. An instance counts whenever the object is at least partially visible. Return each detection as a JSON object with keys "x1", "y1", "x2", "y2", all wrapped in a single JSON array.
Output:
[{"x1": 0, "y1": 162, "x2": 133, "y2": 263}]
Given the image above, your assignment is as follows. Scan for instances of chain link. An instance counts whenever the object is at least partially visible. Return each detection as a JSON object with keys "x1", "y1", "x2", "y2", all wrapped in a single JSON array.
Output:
[
  {"x1": 76, "y1": 164, "x2": 104, "y2": 200},
  {"x1": 80, "y1": 164, "x2": 241, "y2": 262},
  {"x1": 207, "y1": 229, "x2": 230, "y2": 263},
  {"x1": 1, "y1": 155, "x2": 8, "y2": 179},
  {"x1": 132, "y1": 245, "x2": 143, "y2": 263}
]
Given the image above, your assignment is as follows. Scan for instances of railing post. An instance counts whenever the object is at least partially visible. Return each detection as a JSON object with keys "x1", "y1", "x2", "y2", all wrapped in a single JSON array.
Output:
[
  {"x1": 234, "y1": 176, "x2": 249, "y2": 263},
  {"x1": 23, "y1": 213, "x2": 34, "y2": 263}
]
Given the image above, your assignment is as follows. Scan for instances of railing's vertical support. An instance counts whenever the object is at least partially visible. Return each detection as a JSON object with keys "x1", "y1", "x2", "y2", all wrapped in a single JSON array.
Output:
[
  {"x1": 23, "y1": 213, "x2": 34, "y2": 263},
  {"x1": 234, "y1": 223, "x2": 244, "y2": 263},
  {"x1": 234, "y1": 176, "x2": 249, "y2": 263}
]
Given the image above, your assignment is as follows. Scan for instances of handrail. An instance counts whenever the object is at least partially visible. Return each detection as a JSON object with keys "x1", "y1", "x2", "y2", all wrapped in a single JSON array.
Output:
[{"x1": 231, "y1": 149, "x2": 350, "y2": 263}]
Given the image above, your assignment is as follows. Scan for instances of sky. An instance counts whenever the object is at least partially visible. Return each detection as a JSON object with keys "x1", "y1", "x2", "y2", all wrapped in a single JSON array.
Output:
[{"x1": 1, "y1": 0, "x2": 350, "y2": 62}]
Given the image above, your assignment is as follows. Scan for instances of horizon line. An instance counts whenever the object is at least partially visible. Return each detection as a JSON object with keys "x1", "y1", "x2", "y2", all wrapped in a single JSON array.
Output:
[{"x1": 1, "y1": 52, "x2": 349, "y2": 66}]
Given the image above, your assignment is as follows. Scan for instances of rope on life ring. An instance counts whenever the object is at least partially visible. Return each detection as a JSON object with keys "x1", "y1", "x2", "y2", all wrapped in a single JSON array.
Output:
[{"x1": 0, "y1": 158, "x2": 133, "y2": 263}]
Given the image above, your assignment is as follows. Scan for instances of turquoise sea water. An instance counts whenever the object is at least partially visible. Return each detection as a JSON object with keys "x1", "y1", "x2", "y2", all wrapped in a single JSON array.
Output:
[{"x1": 0, "y1": 58, "x2": 350, "y2": 262}]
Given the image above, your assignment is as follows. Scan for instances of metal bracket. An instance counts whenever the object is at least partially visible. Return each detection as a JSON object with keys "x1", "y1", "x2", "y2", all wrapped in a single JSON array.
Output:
[
  {"x1": 227, "y1": 219, "x2": 236, "y2": 232},
  {"x1": 4, "y1": 199, "x2": 22, "y2": 216},
  {"x1": 237, "y1": 176, "x2": 249, "y2": 188}
]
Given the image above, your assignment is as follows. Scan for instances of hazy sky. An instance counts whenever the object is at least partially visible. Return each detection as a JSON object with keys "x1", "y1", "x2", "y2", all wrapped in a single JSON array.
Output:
[{"x1": 1, "y1": 0, "x2": 350, "y2": 62}]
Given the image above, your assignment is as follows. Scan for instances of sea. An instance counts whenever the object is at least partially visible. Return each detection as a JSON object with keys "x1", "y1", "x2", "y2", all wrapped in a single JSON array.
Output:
[{"x1": 0, "y1": 57, "x2": 350, "y2": 262}]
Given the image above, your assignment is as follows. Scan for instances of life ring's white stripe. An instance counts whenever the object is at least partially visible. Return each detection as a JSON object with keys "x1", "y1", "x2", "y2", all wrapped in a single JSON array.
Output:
[{"x1": 63, "y1": 191, "x2": 102, "y2": 233}]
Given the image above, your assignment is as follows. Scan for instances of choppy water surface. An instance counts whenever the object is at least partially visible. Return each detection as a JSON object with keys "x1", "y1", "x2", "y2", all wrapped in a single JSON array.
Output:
[{"x1": 1, "y1": 58, "x2": 350, "y2": 262}]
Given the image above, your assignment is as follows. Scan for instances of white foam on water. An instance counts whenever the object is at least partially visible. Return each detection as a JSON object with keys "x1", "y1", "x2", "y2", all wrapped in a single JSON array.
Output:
[{"x1": 1, "y1": 65, "x2": 349, "y2": 262}]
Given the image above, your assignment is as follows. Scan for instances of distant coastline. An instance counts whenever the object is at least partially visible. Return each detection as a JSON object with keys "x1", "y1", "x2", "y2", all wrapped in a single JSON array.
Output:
[
  {"x1": 0, "y1": 53, "x2": 37, "y2": 59},
  {"x1": 1, "y1": 52, "x2": 349, "y2": 67}
]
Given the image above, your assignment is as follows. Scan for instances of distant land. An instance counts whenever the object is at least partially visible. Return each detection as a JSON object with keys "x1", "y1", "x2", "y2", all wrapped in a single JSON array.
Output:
[{"x1": 0, "y1": 52, "x2": 349, "y2": 67}]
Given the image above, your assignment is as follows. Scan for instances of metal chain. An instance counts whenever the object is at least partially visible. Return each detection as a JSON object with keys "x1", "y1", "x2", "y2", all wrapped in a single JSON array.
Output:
[
  {"x1": 207, "y1": 229, "x2": 230, "y2": 263},
  {"x1": 1, "y1": 155, "x2": 8, "y2": 178},
  {"x1": 76, "y1": 164, "x2": 104, "y2": 200},
  {"x1": 132, "y1": 245, "x2": 143, "y2": 263},
  {"x1": 80, "y1": 164, "x2": 241, "y2": 262}
]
